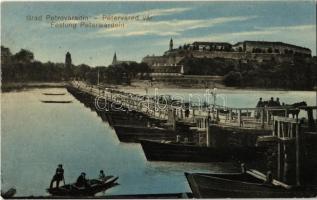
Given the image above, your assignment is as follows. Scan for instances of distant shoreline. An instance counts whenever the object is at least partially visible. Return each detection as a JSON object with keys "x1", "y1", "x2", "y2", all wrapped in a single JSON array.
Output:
[
  {"x1": 126, "y1": 80, "x2": 317, "y2": 92},
  {"x1": 1, "y1": 82, "x2": 67, "y2": 92},
  {"x1": 1, "y1": 81, "x2": 316, "y2": 93}
]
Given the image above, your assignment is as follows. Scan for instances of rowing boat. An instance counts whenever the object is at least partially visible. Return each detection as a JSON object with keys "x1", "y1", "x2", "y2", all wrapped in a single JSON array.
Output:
[{"x1": 46, "y1": 176, "x2": 118, "y2": 196}]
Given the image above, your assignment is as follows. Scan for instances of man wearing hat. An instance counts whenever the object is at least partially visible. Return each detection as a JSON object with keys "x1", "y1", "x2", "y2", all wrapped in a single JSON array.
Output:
[{"x1": 50, "y1": 164, "x2": 65, "y2": 188}]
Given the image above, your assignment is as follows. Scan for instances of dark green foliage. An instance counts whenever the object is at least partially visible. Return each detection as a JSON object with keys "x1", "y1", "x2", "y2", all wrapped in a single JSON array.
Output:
[
  {"x1": 1, "y1": 45, "x2": 67, "y2": 82},
  {"x1": 238, "y1": 58, "x2": 317, "y2": 89},
  {"x1": 96, "y1": 62, "x2": 150, "y2": 85},
  {"x1": 223, "y1": 71, "x2": 242, "y2": 86},
  {"x1": 180, "y1": 56, "x2": 317, "y2": 90},
  {"x1": 12, "y1": 49, "x2": 34, "y2": 63},
  {"x1": 179, "y1": 57, "x2": 236, "y2": 76},
  {"x1": 1, "y1": 46, "x2": 150, "y2": 85}
]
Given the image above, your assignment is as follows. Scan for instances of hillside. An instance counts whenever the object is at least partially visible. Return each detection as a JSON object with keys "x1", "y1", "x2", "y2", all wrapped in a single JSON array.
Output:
[{"x1": 179, "y1": 56, "x2": 317, "y2": 90}]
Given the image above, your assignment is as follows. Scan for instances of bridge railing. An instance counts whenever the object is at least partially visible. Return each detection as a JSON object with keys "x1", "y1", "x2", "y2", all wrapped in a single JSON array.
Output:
[{"x1": 71, "y1": 81, "x2": 316, "y2": 130}]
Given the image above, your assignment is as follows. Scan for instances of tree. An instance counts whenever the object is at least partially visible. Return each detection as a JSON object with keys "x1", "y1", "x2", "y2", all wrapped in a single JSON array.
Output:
[
  {"x1": 73, "y1": 64, "x2": 91, "y2": 80},
  {"x1": 223, "y1": 71, "x2": 242, "y2": 86},
  {"x1": 13, "y1": 49, "x2": 34, "y2": 63},
  {"x1": 1, "y1": 46, "x2": 12, "y2": 65}
]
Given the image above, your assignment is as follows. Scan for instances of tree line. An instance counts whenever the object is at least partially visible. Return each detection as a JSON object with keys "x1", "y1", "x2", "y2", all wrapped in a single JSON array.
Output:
[
  {"x1": 1, "y1": 46, "x2": 150, "y2": 85},
  {"x1": 2, "y1": 45, "x2": 316, "y2": 90}
]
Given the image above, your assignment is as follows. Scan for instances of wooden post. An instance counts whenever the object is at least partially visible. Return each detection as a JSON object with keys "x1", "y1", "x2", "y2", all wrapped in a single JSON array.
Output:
[
  {"x1": 272, "y1": 120, "x2": 276, "y2": 136},
  {"x1": 238, "y1": 109, "x2": 242, "y2": 127},
  {"x1": 206, "y1": 118, "x2": 210, "y2": 147},
  {"x1": 277, "y1": 120, "x2": 282, "y2": 180},
  {"x1": 306, "y1": 108, "x2": 316, "y2": 131},
  {"x1": 172, "y1": 109, "x2": 176, "y2": 131},
  {"x1": 261, "y1": 108, "x2": 265, "y2": 129},
  {"x1": 229, "y1": 109, "x2": 232, "y2": 122},
  {"x1": 295, "y1": 123, "x2": 301, "y2": 186},
  {"x1": 192, "y1": 109, "x2": 195, "y2": 122},
  {"x1": 266, "y1": 110, "x2": 270, "y2": 124}
]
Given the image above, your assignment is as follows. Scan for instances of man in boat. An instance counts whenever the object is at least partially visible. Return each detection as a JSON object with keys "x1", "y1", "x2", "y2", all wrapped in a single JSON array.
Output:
[
  {"x1": 275, "y1": 97, "x2": 281, "y2": 106},
  {"x1": 256, "y1": 97, "x2": 263, "y2": 108},
  {"x1": 50, "y1": 164, "x2": 65, "y2": 188},
  {"x1": 268, "y1": 97, "x2": 275, "y2": 107},
  {"x1": 185, "y1": 108, "x2": 190, "y2": 118},
  {"x1": 76, "y1": 172, "x2": 89, "y2": 188},
  {"x1": 99, "y1": 170, "x2": 106, "y2": 181},
  {"x1": 255, "y1": 98, "x2": 264, "y2": 119}
]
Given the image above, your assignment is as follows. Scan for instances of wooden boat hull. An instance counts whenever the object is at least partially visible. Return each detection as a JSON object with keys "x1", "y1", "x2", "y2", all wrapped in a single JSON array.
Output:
[
  {"x1": 41, "y1": 100, "x2": 72, "y2": 103},
  {"x1": 43, "y1": 93, "x2": 66, "y2": 95},
  {"x1": 105, "y1": 111, "x2": 164, "y2": 127},
  {"x1": 140, "y1": 139, "x2": 263, "y2": 162},
  {"x1": 47, "y1": 177, "x2": 118, "y2": 196},
  {"x1": 113, "y1": 125, "x2": 177, "y2": 143},
  {"x1": 185, "y1": 172, "x2": 317, "y2": 198},
  {"x1": 209, "y1": 124, "x2": 271, "y2": 148}
]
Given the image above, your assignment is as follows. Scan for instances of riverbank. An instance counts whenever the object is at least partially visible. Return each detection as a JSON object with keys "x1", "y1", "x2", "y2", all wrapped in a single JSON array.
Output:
[
  {"x1": 125, "y1": 80, "x2": 317, "y2": 92},
  {"x1": 2, "y1": 81, "x2": 316, "y2": 93},
  {"x1": 1, "y1": 82, "x2": 67, "y2": 92},
  {"x1": 4, "y1": 192, "x2": 192, "y2": 199}
]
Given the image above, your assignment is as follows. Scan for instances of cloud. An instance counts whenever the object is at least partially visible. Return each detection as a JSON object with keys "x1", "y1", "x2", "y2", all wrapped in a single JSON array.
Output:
[
  {"x1": 257, "y1": 24, "x2": 316, "y2": 32},
  {"x1": 151, "y1": 24, "x2": 316, "y2": 52},
  {"x1": 92, "y1": 15, "x2": 257, "y2": 38},
  {"x1": 133, "y1": 7, "x2": 192, "y2": 17}
]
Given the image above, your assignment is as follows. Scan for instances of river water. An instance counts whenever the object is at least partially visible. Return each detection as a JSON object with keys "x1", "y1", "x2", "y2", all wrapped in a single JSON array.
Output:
[{"x1": 1, "y1": 87, "x2": 316, "y2": 196}]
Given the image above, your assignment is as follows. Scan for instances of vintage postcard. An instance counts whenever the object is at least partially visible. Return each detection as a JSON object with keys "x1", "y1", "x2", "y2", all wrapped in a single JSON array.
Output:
[{"x1": 1, "y1": 0, "x2": 317, "y2": 199}]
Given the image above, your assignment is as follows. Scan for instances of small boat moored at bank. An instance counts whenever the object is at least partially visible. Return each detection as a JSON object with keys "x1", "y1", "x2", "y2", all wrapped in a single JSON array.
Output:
[{"x1": 185, "y1": 171, "x2": 317, "y2": 198}]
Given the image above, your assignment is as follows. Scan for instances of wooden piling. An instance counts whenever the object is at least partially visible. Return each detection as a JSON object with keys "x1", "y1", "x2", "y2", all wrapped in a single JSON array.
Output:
[{"x1": 206, "y1": 118, "x2": 210, "y2": 147}]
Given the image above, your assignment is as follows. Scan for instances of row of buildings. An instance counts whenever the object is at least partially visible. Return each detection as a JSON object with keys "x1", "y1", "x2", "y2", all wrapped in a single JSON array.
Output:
[{"x1": 179, "y1": 40, "x2": 311, "y2": 56}]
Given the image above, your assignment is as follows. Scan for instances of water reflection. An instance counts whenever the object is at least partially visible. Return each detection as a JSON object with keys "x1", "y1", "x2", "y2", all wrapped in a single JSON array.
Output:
[{"x1": 1, "y1": 87, "x2": 316, "y2": 196}]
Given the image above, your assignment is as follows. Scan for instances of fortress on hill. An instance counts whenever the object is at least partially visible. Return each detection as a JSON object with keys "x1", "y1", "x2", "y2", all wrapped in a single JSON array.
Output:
[
  {"x1": 137, "y1": 38, "x2": 312, "y2": 87},
  {"x1": 142, "y1": 38, "x2": 312, "y2": 76}
]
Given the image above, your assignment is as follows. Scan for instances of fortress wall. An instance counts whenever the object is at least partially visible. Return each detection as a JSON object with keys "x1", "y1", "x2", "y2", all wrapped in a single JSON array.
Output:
[
  {"x1": 143, "y1": 51, "x2": 295, "y2": 67},
  {"x1": 244, "y1": 43, "x2": 311, "y2": 55},
  {"x1": 191, "y1": 51, "x2": 294, "y2": 62},
  {"x1": 142, "y1": 55, "x2": 184, "y2": 66}
]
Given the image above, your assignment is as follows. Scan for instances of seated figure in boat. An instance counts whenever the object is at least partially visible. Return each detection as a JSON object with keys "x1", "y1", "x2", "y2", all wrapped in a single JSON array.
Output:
[
  {"x1": 50, "y1": 164, "x2": 65, "y2": 188},
  {"x1": 76, "y1": 172, "x2": 89, "y2": 188}
]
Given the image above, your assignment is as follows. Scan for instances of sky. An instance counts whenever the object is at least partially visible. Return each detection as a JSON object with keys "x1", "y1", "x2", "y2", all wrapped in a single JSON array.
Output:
[{"x1": 1, "y1": 1, "x2": 316, "y2": 67}]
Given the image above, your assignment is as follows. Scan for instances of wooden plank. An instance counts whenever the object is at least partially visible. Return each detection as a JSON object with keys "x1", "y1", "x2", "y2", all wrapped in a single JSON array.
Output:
[
  {"x1": 274, "y1": 116, "x2": 298, "y2": 123},
  {"x1": 247, "y1": 170, "x2": 292, "y2": 189}
]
